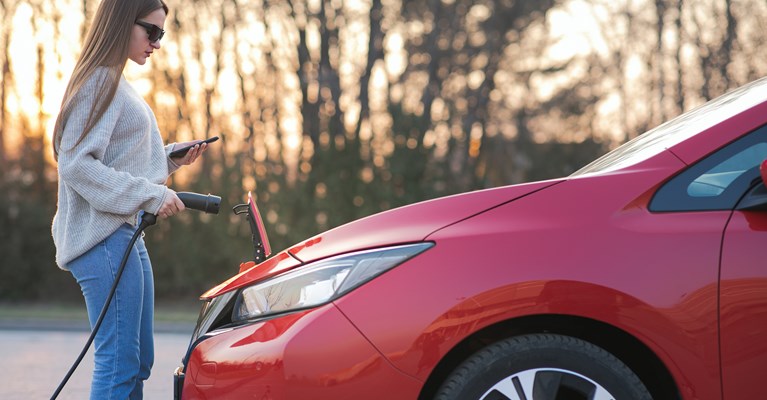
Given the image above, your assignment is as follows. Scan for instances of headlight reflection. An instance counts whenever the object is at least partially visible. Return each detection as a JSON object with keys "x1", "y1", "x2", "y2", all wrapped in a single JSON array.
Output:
[{"x1": 233, "y1": 243, "x2": 433, "y2": 322}]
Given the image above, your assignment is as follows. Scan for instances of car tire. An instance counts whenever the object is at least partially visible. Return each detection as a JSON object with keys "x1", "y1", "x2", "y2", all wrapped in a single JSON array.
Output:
[{"x1": 434, "y1": 333, "x2": 653, "y2": 400}]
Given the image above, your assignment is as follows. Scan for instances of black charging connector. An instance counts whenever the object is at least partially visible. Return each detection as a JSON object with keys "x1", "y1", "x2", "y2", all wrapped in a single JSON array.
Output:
[{"x1": 177, "y1": 192, "x2": 221, "y2": 214}]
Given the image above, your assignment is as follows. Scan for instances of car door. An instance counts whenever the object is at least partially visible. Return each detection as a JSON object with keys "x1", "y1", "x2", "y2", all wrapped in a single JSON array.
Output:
[
  {"x1": 652, "y1": 124, "x2": 767, "y2": 399},
  {"x1": 720, "y1": 180, "x2": 767, "y2": 399}
]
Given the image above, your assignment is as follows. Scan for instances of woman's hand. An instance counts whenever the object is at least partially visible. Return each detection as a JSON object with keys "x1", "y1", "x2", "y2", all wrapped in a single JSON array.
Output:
[
  {"x1": 172, "y1": 140, "x2": 209, "y2": 166},
  {"x1": 158, "y1": 189, "x2": 185, "y2": 219}
]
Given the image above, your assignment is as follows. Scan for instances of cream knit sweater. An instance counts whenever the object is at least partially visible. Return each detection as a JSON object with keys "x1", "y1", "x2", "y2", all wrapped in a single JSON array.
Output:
[{"x1": 52, "y1": 68, "x2": 181, "y2": 269}]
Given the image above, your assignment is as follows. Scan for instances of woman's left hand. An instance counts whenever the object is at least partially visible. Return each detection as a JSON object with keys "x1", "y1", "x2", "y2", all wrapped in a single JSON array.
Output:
[{"x1": 173, "y1": 140, "x2": 208, "y2": 165}]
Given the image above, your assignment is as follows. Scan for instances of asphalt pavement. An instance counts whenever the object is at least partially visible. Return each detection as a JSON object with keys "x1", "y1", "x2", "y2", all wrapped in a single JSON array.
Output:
[{"x1": 0, "y1": 322, "x2": 194, "y2": 400}]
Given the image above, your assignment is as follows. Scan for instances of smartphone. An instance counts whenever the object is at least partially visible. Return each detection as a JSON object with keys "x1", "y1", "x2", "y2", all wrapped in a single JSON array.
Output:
[{"x1": 169, "y1": 136, "x2": 219, "y2": 158}]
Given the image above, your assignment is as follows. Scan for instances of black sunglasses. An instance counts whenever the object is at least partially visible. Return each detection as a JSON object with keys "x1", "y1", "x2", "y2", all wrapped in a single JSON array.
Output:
[{"x1": 135, "y1": 20, "x2": 165, "y2": 42}]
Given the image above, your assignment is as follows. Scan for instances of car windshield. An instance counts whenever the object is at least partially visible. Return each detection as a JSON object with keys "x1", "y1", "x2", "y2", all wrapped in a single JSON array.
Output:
[{"x1": 571, "y1": 76, "x2": 767, "y2": 177}]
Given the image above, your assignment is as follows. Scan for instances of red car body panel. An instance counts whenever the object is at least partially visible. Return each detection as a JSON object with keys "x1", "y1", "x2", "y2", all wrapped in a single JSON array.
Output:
[
  {"x1": 201, "y1": 180, "x2": 558, "y2": 299},
  {"x1": 719, "y1": 210, "x2": 767, "y2": 400},
  {"x1": 287, "y1": 180, "x2": 559, "y2": 263},
  {"x1": 180, "y1": 80, "x2": 767, "y2": 400},
  {"x1": 335, "y1": 156, "x2": 723, "y2": 400},
  {"x1": 181, "y1": 304, "x2": 423, "y2": 399}
]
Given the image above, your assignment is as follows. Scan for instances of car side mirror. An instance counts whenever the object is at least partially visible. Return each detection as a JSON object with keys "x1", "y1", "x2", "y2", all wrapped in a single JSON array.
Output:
[{"x1": 737, "y1": 159, "x2": 767, "y2": 210}]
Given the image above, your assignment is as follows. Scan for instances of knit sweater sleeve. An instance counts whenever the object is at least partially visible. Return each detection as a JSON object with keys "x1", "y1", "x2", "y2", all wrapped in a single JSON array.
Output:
[
  {"x1": 165, "y1": 143, "x2": 182, "y2": 174},
  {"x1": 57, "y1": 70, "x2": 168, "y2": 216}
]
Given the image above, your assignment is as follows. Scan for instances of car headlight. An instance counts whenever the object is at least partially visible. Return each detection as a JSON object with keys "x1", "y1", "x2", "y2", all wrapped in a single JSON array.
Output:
[
  {"x1": 233, "y1": 242, "x2": 433, "y2": 322},
  {"x1": 189, "y1": 290, "x2": 237, "y2": 346}
]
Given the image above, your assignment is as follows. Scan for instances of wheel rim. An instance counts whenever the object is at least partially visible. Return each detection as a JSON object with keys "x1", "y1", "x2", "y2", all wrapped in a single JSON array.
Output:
[{"x1": 480, "y1": 368, "x2": 616, "y2": 400}]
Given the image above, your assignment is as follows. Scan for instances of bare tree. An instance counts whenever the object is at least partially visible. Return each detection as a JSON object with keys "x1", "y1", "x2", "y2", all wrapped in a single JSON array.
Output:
[{"x1": 353, "y1": 0, "x2": 384, "y2": 140}]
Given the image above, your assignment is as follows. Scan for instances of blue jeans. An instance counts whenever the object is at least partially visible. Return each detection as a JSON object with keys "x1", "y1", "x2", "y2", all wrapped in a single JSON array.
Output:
[{"x1": 69, "y1": 223, "x2": 154, "y2": 400}]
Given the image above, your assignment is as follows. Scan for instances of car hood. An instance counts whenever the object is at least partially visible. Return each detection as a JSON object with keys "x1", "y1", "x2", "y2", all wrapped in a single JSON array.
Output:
[
  {"x1": 201, "y1": 178, "x2": 562, "y2": 299},
  {"x1": 288, "y1": 179, "x2": 561, "y2": 263}
]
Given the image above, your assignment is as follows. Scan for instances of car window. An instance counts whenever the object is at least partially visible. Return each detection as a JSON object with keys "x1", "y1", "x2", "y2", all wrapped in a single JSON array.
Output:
[
  {"x1": 688, "y1": 144, "x2": 767, "y2": 197},
  {"x1": 650, "y1": 124, "x2": 767, "y2": 212}
]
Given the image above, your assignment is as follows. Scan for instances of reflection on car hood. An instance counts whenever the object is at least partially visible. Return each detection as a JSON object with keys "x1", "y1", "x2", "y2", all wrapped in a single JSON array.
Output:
[
  {"x1": 288, "y1": 179, "x2": 562, "y2": 264},
  {"x1": 201, "y1": 179, "x2": 562, "y2": 299}
]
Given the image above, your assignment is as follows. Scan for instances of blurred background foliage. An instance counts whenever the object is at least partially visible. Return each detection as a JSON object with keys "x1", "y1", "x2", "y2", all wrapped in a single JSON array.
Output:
[{"x1": 1, "y1": 0, "x2": 766, "y2": 303}]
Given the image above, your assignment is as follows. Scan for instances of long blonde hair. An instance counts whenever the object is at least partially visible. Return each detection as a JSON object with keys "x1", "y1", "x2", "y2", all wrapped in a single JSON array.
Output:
[{"x1": 52, "y1": 0, "x2": 168, "y2": 160}]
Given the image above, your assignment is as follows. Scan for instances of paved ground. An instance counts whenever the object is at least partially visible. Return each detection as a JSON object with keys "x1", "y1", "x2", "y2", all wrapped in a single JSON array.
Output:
[{"x1": 0, "y1": 324, "x2": 193, "y2": 400}]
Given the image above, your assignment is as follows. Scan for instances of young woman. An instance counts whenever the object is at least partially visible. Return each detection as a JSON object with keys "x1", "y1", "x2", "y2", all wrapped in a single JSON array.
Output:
[{"x1": 51, "y1": 0, "x2": 207, "y2": 398}]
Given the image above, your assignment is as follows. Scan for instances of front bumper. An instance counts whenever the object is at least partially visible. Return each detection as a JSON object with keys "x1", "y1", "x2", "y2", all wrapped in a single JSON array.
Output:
[{"x1": 177, "y1": 303, "x2": 422, "y2": 399}]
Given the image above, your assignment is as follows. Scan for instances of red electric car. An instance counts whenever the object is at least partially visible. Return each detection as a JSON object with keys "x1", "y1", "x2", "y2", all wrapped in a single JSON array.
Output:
[{"x1": 174, "y1": 77, "x2": 767, "y2": 400}]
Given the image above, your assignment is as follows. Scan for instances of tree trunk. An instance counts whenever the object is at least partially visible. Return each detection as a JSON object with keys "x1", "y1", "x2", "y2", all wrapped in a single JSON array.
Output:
[{"x1": 353, "y1": 0, "x2": 383, "y2": 140}]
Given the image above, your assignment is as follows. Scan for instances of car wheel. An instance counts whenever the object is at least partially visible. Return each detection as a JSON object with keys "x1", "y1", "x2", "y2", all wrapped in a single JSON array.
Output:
[{"x1": 434, "y1": 334, "x2": 652, "y2": 400}]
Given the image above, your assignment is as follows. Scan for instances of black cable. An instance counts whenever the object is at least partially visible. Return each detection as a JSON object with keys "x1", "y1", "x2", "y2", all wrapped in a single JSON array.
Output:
[{"x1": 50, "y1": 213, "x2": 157, "y2": 400}]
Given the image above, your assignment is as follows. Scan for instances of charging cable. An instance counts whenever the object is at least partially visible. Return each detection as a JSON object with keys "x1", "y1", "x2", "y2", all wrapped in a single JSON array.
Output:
[
  {"x1": 50, "y1": 212, "x2": 157, "y2": 400},
  {"x1": 50, "y1": 192, "x2": 221, "y2": 400}
]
